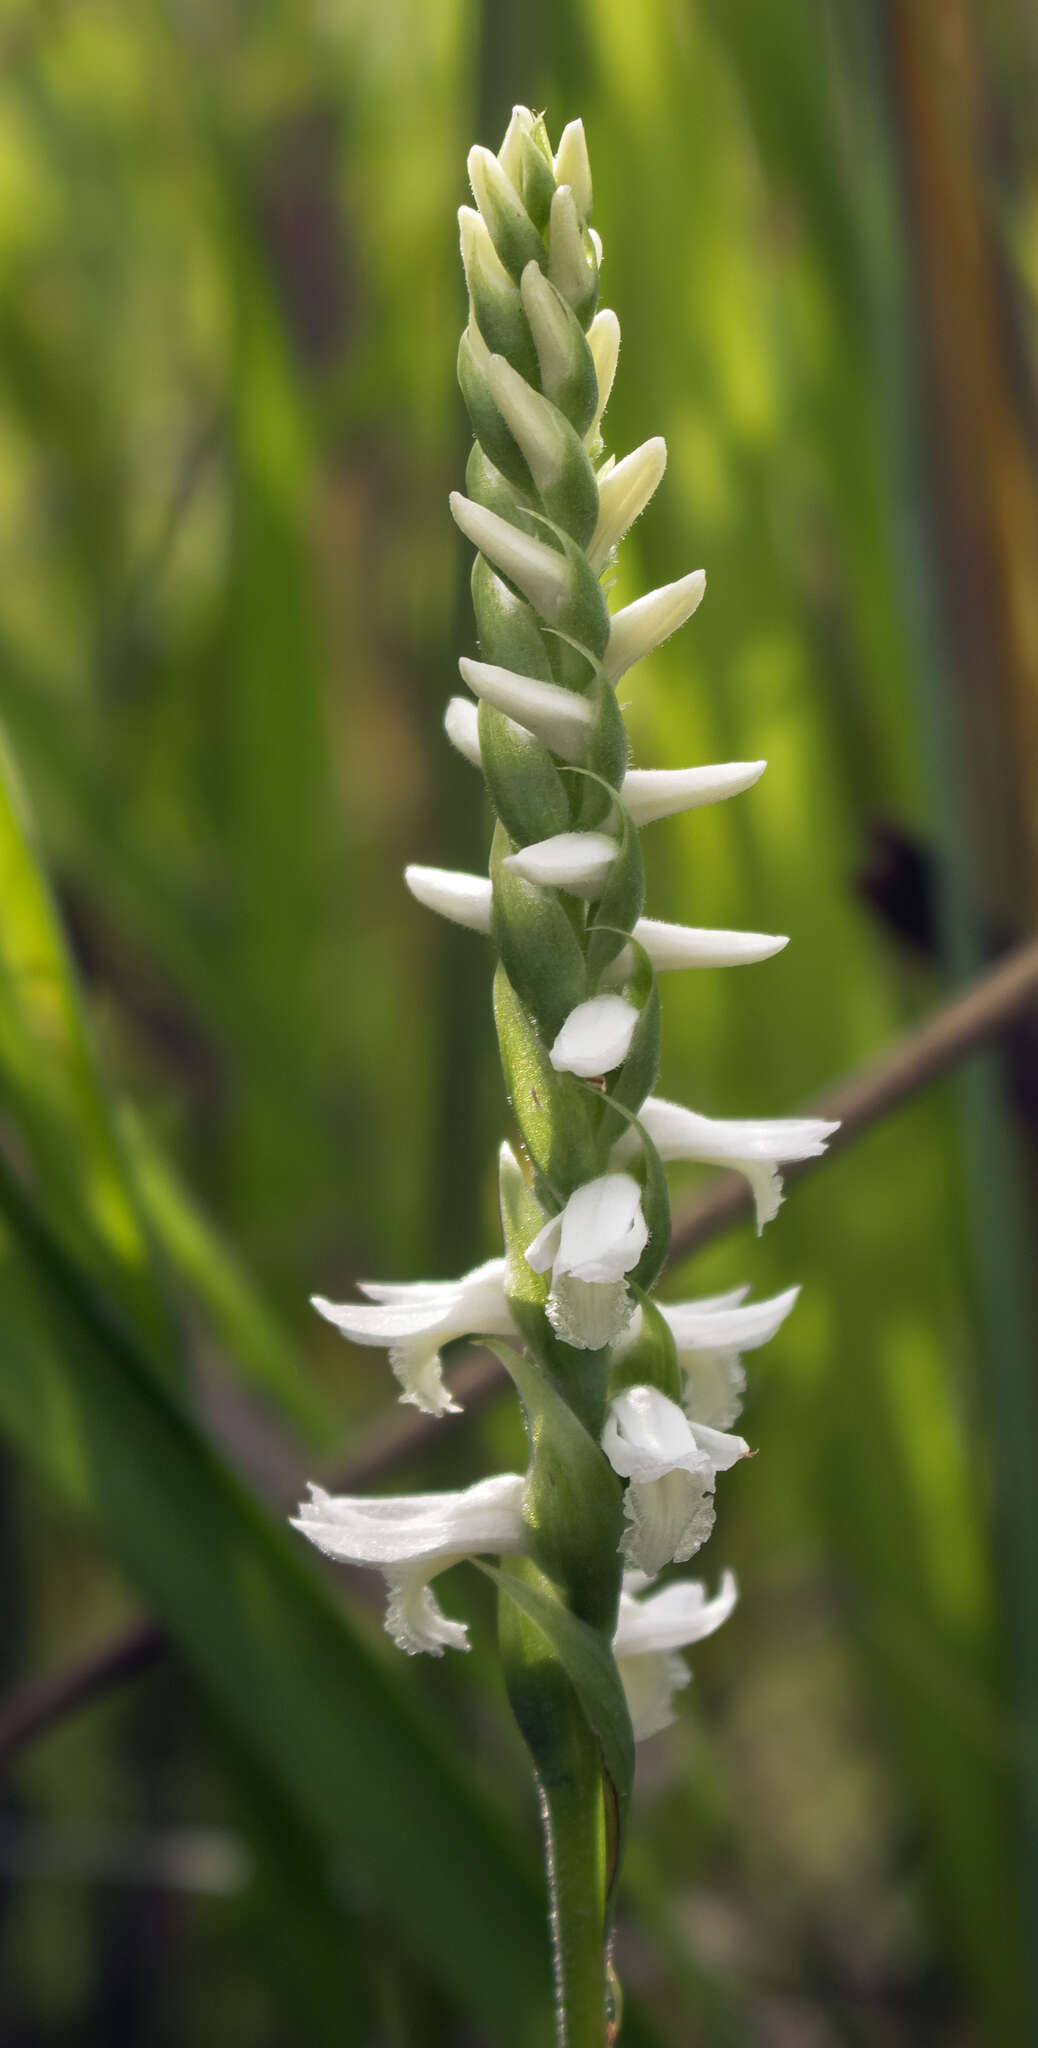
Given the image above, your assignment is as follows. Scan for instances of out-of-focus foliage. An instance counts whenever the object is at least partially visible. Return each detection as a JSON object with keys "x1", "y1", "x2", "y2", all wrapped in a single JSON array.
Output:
[{"x1": 0, "y1": 1, "x2": 1036, "y2": 2042}]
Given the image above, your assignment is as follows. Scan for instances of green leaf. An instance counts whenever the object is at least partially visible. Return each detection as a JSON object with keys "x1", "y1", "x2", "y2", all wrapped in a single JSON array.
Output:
[{"x1": 0, "y1": 1150, "x2": 551, "y2": 2042}]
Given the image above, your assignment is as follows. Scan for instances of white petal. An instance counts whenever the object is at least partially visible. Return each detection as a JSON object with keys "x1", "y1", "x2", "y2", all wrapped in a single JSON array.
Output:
[
  {"x1": 503, "y1": 829, "x2": 616, "y2": 896},
  {"x1": 404, "y1": 865, "x2": 492, "y2": 933},
  {"x1": 604, "y1": 919, "x2": 788, "y2": 981},
  {"x1": 312, "y1": 1293, "x2": 460, "y2": 1346},
  {"x1": 686, "y1": 1419, "x2": 750, "y2": 1472},
  {"x1": 621, "y1": 761, "x2": 766, "y2": 825},
  {"x1": 602, "y1": 1385, "x2": 713, "y2": 1484},
  {"x1": 586, "y1": 309, "x2": 620, "y2": 444},
  {"x1": 588, "y1": 438, "x2": 667, "y2": 573},
  {"x1": 524, "y1": 1211, "x2": 564, "y2": 1275},
  {"x1": 450, "y1": 493, "x2": 575, "y2": 623},
  {"x1": 549, "y1": 994, "x2": 639, "y2": 1077},
  {"x1": 553, "y1": 119, "x2": 592, "y2": 219},
  {"x1": 555, "y1": 1173, "x2": 648, "y2": 1280},
  {"x1": 444, "y1": 695, "x2": 482, "y2": 766},
  {"x1": 662, "y1": 1284, "x2": 800, "y2": 1355},
  {"x1": 458, "y1": 204, "x2": 514, "y2": 296},
  {"x1": 293, "y1": 1472, "x2": 526, "y2": 1569},
  {"x1": 605, "y1": 570, "x2": 706, "y2": 682},
  {"x1": 458, "y1": 656, "x2": 593, "y2": 761},
  {"x1": 614, "y1": 1567, "x2": 738, "y2": 1659}
]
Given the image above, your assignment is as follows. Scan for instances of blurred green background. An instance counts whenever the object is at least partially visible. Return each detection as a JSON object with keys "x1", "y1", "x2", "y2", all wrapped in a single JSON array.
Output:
[{"x1": 1, "y1": 0, "x2": 1037, "y2": 2042}]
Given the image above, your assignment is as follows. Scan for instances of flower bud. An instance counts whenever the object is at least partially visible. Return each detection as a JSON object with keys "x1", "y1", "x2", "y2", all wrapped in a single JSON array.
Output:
[
  {"x1": 553, "y1": 119, "x2": 593, "y2": 221},
  {"x1": 503, "y1": 829, "x2": 617, "y2": 897},
  {"x1": 588, "y1": 438, "x2": 668, "y2": 572},
  {"x1": 405, "y1": 864, "x2": 492, "y2": 933},
  {"x1": 605, "y1": 569, "x2": 707, "y2": 682},
  {"x1": 458, "y1": 655, "x2": 593, "y2": 761}
]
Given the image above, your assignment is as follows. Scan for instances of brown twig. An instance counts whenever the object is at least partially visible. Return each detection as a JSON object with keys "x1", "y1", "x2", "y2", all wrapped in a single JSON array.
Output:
[{"x1": 2, "y1": 934, "x2": 1036, "y2": 1769}]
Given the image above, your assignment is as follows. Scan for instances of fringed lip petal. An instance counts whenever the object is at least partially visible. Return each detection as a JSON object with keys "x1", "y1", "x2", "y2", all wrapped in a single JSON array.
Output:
[
  {"x1": 603, "y1": 1386, "x2": 749, "y2": 1575},
  {"x1": 313, "y1": 1258, "x2": 514, "y2": 1417},
  {"x1": 549, "y1": 994, "x2": 640, "y2": 1077},
  {"x1": 404, "y1": 865, "x2": 492, "y2": 933},
  {"x1": 525, "y1": 1173, "x2": 648, "y2": 1352},
  {"x1": 621, "y1": 761, "x2": 766, "y2": 825}
]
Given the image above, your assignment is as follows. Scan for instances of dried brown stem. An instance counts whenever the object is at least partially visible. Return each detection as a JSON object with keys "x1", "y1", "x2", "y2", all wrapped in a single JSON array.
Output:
[{"x1": 2, "y1": 935, "x2": 1036, "y2": 1768}]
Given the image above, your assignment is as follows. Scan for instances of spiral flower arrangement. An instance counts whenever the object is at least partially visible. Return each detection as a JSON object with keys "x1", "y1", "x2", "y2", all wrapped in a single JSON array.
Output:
[{"x1": 294, "y1": 106, "x2": 837, "y2": 2044}]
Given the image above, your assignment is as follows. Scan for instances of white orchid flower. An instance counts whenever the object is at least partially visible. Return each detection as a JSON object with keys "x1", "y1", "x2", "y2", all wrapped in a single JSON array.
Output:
[
  {"x1": 615, "y1": 1095, "x2": 839, "y2": 1232},
  {"x1": 293, "y1": 1472, "x2": 526, "y2": 1656},
  {"x1": 525, "y1": 1172, "x2": 648, "y2": 1350},
  {"x1": 660, "y1": 1282, "x2": 800, "y2": 1429},
  {"x1": 601, "y1": 1384, "x2": 749, "y2": 1575},
  {"x1": 613, "y1": 1567, "x2": 738, "y2": 1739},
  {"x1": 549, "y1": 993, "x2": 640, "y2": 1078},
  {"x1": 312, "y1": 1256, "x2": 515, "y2": 1417}
]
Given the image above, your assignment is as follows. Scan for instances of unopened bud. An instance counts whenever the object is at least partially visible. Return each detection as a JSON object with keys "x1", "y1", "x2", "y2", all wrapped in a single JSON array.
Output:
[
  {"x1": 588, "y1": 438, "x2": 667, "y2": 572},
  {"x1": 605, "y1": 570, "x2": 706, "y2": 682},
  {"x1": 458, "y1": 656, "x2": 593, "y2": 761}
]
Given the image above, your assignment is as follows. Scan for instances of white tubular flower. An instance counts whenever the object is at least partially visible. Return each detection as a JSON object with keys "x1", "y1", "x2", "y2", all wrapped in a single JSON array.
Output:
[
  {"x1": 312, "y1": 1257, "x2": 514, "y2": 1417},
  {"x1": 293, "y1": 1473, "x2": 526, "y2": 1656},
  {"x1": 449, "y1": 493, "x2": 575, "y2": 623},
  {"x1": 588, "y1": 438, "x2": 668, "y2": 573},
  {"x1": 444, "y1": 694, "x2": 483, "y2": 766},
  {"x1": 586, "y1": 309, "x2": 620, "y2": 445},
  {"x1": 502, "y1": 830, "x2": 616, "y2": 897},
  {"x1": 605, "y1": 570, "x2": 706, "y2": 683},
  {"x1": 548, "y1": 185, "x2": 594, "y2": 307},
  {"x1": 549, "y1": 994, "x2": 640, "y2": 1078},
  {"x1": 613, "y1": 1568, "x2": 738, "y2": 1740},
  {"x1": 607, "y1": 918, "x2": 787, "y2": 980},
  {"x1": 661, "y1": 1283, "x2": 800, "y2": 1429},
  {"x1": 621, "y1": 760, "x2": 766, "y2": 825},
  {"x1": 617, "y1": 1096, "x2": 839, "y2": 1233},
  {"x1": 602, "y1": 1384, "x2": 749, "y2": 1576},
  {"x1": 458, "y1": 655, "x2": 593, "y2": 761},
  {"x1": 404, "y1": 865, "x2": 492, "y2": 933},
  {"x1": 525, "y1": 1172, "x2": 648, "y2": 1350}
]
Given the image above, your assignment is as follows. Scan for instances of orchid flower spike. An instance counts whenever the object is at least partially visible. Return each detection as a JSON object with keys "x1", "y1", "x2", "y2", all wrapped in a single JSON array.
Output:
[
  {"x1": 293, "y1": 1474, "x2": 526, "y2": 1655},
  {"x1": 313, "y1": 1257, "x2": 515, "y2": 1416},
  {"x1": 525, "y1": 1173, "x2": 648, "y2": 1349},
  {"x1": 602, "y1": 1384, "x2": 749, "y2": 1575},
  {"x1": 613, "y1": 1568, "x2": 738, "y2": 1740}
]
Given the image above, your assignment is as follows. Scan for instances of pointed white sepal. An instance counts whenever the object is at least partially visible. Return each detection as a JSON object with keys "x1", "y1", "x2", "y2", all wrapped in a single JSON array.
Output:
[
  {"x1": 458, "y1": 205, "x2": 515, "y2": 299},
  {"x1": 444, "y1": 695, "x2": 483, "y2": 766},
  {"x1": 450, "y1": 492, "x2": 574, "y2": 623},
  {"x1": 613, "y1": 1568, "x2": 738, "y2": 1739},
  {"x1": 553, "y1": 119, "x2": 593, "y2": 220},
  {"x1": 502, "y1": 829, "x2": 616, "y2": 897},
  {"x1": 586, "y1": 310, "x2": 620, "y2": 444},
  {"x1": 404, "y1": 865, "x2": 492, "y2": 934},
  {"x1": 602, "y1": 1385, "x2": 749, "y2": 1575},
  {"x1": 588, "y1": 438, "x2": 667, "y2": 573},
  {"x1": 525, "y1": 1172, "x2": 648, "y2": 1350},
  {"x1": 313, "y1": 1257, "x2": 515, "y2": 1418},
  {"x1": 549, "y1": 993, "x2": 640, "y2": 1078},
  {"x1": 605, "y1": 570, "x2": 706, "y2": 682},
  {"x1": 621, "y1": 760, "x2": 766, "y2": 825},
  {"x1": 617, "y1": 1098, "x2": 840, "y2": 1233},
  {"x1": 458, "y1": 656, "x2": 593, "y2": 762},
  {"x1": 604, "y1": 918, "x2": 788, "y2": 982},
  {"x1": 520, "y1": 262, "x2": 583, "y2": 402},
  {"x1": 292, "y1": 1472, "x2": 526, "y2": 1655}
]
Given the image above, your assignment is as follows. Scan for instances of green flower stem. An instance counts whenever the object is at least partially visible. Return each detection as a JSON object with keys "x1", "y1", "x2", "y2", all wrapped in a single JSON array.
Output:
[{"x1": 540, "y1": 1693, "x2": 611, "y2": 2046}]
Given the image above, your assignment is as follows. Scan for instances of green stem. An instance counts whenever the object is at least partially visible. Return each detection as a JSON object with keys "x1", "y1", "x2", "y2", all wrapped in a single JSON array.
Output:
[{"x1": 539, "y1": 1691, "x2": 610, "y2": 2047}]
